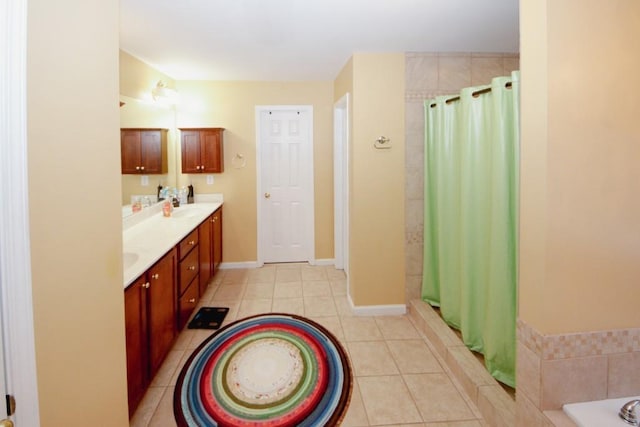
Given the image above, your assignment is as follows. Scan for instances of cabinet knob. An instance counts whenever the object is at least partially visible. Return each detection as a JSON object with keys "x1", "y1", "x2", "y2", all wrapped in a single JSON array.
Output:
[
  {"x1": 196, "y1": 165, "x2": 201, "y2": 170},
  {"x1": 188, "y1": 298, "x2": 196, "y2": 304},
  {"x1": 143, "y1": 282, "x2": 150, "y2": 289},
  {"x1": 135, "y1": 166, "x2": 140, "y2": 170},
  {"x1": 188, "y1": 240, "x2": 195, "y2": 245},
  {"x1": 188, "y1": 265, "x2": 196, "y2": 271},
  {"x1": 152, "y1": 273, "x2": 159, "y2": 280},
  {"x1": 140, "y1": 166, "x2": 145, "y2": 170}
]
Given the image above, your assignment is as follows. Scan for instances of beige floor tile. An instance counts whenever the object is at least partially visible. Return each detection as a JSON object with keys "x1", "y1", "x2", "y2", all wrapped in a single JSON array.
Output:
[
  {"x1": 358, "y1": 376, "x2": 423, "y2": 425},
  {"x1": 150, "y1": 349, "x2": 185, "y2": 387},
  {"x1": 308, "y1": 315, "x2": 345, "y2": 342},
  {"x1": 213, "y1": 282, "x2": 246, "y2": 301},
  {"x1": 341, "y1": 380, "x2": 370, "y2": 426},
  {"x1": 302, "y1": 280, "x2": 332, "y2": 297},
  {"x1": 130, "y1": 386, "x2": 165, "y2": 427},
  {"x1": 388, "y1": 340, "x2": 443, "y2": 374},
  {"x1": 273, "y1": 281, "x2": 303, "y2": 298},
  {"x1": 301, "y1": 264, "x2": 329, "y2": 280},
  {"x1": 335, "y1": 295, "x2": 355, "y2": 317},
  {"x1": 271, "y1": 297, "x2": 305, "y2": 316},
  {"x1": 403, "y1": 373, "x2": 476, "y2": 423},
  {"x1": 348, "y1": 341, "x2": 399, "y2": 376},
  {"x1": 187, "y1": 329, "x2": 215, "y2": 349},
  {"x1": 136, "y1": 265, "x2": 487, "y2": 427},
  {"x1": 148, "y1": 387, "x2": 177, "y2": 427},
  {"x1": 275, "y1": 268, "x2": 302, "y2": 283},
  {"x1": 237, "y1": 298, "x2": 273, "y2": 318},
  {"x1": 243, "y1": 282, "x2": 275, "y2": 299},
  {"x1": 221, "y1": 268, "x2": 249, "y2": 284},
  {"x1": 247, "y1": 265, "x2": 276, "y2": 282},
  {"x1": 325, "y1": 266, "x2": 347, "y2": 280},
  {"x1": 423, "y1": 422, "x2": 482, "y2": 427},
  {"x1": 330, "y1": 279, "x2": 347, "y2": 296},
  {"x1": 375, "y1": 315, "x2": 421, "y2": 340},
  {"x1": 304, "y1": 295, "x2": 337, "y2": 316},
  {"x1": 171, "y1": 329, "x2": 195, "y2": 350},
  {"x1": 342, "y1": 317, "x2": 384, "y2": 342}
]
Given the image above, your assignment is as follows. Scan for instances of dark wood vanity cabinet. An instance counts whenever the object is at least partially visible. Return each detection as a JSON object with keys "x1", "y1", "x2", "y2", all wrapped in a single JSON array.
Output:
[
  {"x1": 198, "y1": 206, "x2": 223, "y2": 296},
  {"x1": 179, "y1": 128, "x2": 224, "y2": 173},
  {"x1": 121, "y1": 128, "x2": 168, "y2": 174},
  {"x1": 177, "y1": 229, "x2": 200, "y2": 330},
  {"x1": 124, "y1": 248, "x2": 177, "y2": 417}
]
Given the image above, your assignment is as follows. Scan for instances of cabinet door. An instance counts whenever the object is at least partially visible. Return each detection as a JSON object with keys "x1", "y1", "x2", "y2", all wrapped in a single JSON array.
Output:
[
  {"x1": 140, "y1": 130, "x2": 163, "y2": 174},
  {"x1": 147, "y1": 249, "x2": 177, "y2": 377},
  {"x1": 200, "y1": 129, "x2": 224, "y2": 173},
  {"x1": 178, "y1": 279, "x2": 199, "y2": 331},
  {"x1": 198, "y1": 215, "x2": 213, "y2": 296},
  {"x1": 181, "y1": 130, "x2": 202, "y2": 173},
  {"x1": 179, "y1": 246, "x2": 199, "y2": 295},
  {"x1": 121, "y1": 130, "x2": 142, "y2": 174},
  {"x1": 212, "y1": 208, "x2": 223, "y2": 273},
  {"x1": 124, "y1": 276, "x2": 148, "y2": 417}
]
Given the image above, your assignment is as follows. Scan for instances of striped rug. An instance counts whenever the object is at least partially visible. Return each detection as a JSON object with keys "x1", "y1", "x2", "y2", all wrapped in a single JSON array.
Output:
[{"x1": 174, "y1": 313, "x2": 352, "y2": 426}]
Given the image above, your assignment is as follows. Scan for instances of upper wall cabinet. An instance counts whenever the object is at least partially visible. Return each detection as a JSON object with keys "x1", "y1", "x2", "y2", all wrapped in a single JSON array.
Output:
[
  {"x1": 179, "y1": 128, "x2": 225, "y2": 174},
  {"x1": 121, "y1": 128, "x2": 168, "y2": 174}
]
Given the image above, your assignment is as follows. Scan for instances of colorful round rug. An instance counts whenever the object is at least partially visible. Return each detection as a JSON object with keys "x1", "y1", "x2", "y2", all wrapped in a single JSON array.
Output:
[{"x1": 174, "y1": 313, "x2": 352, "y2": 426}]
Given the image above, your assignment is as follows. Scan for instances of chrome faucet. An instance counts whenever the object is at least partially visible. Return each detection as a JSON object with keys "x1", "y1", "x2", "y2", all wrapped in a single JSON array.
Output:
[{"x1": 620, "y1": 400, "x2": 640, "y2": 425}]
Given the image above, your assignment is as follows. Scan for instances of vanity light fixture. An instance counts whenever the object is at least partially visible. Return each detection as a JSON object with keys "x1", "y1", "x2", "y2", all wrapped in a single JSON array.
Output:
[{"x1": 151, "y1": 80, "x2": 180, "y2": 105}]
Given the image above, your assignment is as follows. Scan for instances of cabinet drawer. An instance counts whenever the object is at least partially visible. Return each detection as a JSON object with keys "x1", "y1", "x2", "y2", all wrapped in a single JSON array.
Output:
[
  {"x1": 179, "y1": 247, "x2": 199, "y2": 295},
  {"x1": 178, "y1": 278, "x2": 199, "y2": 331},
  {"x1": 179, "y1": 229, "x2": 198, "y2": 260}
]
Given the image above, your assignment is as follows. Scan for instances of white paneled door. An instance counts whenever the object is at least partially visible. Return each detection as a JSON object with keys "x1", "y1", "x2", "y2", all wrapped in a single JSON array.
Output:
[{"x1": 257, "y1": 106, "x2": 314, "y2": 264}]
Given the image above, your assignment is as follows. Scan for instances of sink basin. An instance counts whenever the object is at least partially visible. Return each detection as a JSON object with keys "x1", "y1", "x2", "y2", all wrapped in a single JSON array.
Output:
[
  {"x1": 171, "y1": 208, "x2": 207, "y2": 219},
  {"x1": 123, "y1": 252, "x2": 139, "y2": 269}
]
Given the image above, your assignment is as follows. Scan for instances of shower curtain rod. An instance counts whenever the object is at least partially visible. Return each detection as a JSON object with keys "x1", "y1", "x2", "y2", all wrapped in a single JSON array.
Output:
[{"x1": 430, "y1": 81, "x2": 513, "y2": 108}]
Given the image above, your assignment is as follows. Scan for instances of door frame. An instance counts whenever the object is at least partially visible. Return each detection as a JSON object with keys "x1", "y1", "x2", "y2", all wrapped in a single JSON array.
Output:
[
  {"x1": 0, "y1": 0, "x2": 41, "y2": 424},
  {"x1": 333, "y1": 94, "x2": 350, "y2": 275},
  {"x1": 255, "y1": 105, "x2": 315, "y2": 266}
]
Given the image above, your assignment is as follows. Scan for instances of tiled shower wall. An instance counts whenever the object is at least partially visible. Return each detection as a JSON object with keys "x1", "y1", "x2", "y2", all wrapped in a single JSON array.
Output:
[{"x1": 404, "y1": 52, "x2": 520, "y2": 303}]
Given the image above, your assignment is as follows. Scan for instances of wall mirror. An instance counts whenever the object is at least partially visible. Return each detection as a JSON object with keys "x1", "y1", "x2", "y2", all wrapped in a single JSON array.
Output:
[{"x1": 119, "y1": 95, "x2": 178, "y2": 216}]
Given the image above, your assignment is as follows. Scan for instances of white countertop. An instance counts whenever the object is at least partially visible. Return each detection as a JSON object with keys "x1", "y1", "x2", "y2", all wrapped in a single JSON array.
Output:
[{"x1": 122, "y1": 201, "x2": 222, "y2": 288}]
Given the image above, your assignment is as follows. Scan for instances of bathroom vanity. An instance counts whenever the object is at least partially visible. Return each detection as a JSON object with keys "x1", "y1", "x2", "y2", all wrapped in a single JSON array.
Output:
[{"x1": 122, "y1": 201, "x2": 222, "y2": 416}]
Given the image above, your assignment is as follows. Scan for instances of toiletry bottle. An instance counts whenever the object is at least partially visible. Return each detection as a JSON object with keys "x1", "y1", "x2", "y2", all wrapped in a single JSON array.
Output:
[
  {"x1": 163, "y1": 199, "x2": 172, "y2": 217},
  {"x1": 187, "y1": 185, "x2": 194, "y2": 204},
  {"x1": 157, "y1": 184, "x2": 163, "y2": 201}
]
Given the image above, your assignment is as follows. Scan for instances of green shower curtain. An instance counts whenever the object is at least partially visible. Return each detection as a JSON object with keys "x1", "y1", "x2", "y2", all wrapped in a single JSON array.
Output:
[{"x1": 422, "y1": 72, "x2": 519, "y2": 387}]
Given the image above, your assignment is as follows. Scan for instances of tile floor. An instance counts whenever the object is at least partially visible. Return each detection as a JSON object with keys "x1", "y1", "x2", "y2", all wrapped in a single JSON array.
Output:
[{"x1": 131, "y1": 263, "x2": 486, "y2": 427}]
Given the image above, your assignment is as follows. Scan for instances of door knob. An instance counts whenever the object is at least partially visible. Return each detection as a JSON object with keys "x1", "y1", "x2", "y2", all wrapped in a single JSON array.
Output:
[
  {"x1": 0, "y1": 419, "x2": 14, "y2": 427},
  {"x1": 264, "y1": 193, "x2": 271, "y2": 199}
]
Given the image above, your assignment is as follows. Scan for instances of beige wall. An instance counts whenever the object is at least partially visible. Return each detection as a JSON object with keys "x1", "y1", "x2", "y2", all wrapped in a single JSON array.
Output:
[
  {"x1": 27, "y1": 0, "x2": 128, "y2": 424},
  {"x1": 347, "y1": 53, "x2": 406, "y2": 306},
  {"x1": 519, "y1": 0, "x2": 640, "y2": 335},
  {"x1": 174, "y1": 80, "x2": 335, "y2": 262},
  {"x1": 119, "y1": 50, "x2": 176, "y2": 101}
]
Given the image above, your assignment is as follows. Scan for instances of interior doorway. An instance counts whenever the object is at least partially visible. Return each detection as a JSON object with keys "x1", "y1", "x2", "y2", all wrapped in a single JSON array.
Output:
[
  {"x1": 0, "y1": 0, "x2": 40, "y2": 423},
  {"x1": 333, "y1": 94, "x2": 350, "y2": 277},
  {"x1": 256, "y1": 106, "x2": 315, "y2": 265}
]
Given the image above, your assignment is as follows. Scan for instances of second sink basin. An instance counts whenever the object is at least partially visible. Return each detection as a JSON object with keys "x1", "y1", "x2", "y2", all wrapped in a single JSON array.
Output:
[{"x1": 171, "y1": 207, "x2": 208, "y2": 219}]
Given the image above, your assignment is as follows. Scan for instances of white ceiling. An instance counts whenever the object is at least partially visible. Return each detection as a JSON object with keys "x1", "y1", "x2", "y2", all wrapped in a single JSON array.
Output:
[{"x1": 120, "y1": 0, "x2": 519, "y2": 81}]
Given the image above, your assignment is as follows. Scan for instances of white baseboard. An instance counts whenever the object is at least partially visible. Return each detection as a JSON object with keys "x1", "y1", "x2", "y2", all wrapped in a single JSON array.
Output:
[
  {"x1": 311, "y1": 258, "x2": 335, "y2": 266},
  {"x1": 219, "y1": 261, "x2": 260, "y2": 270},
  {"x1": 220, "y1": 259, "x2": 338, "y2": 269},
  {"x1": 347, "y1": 293, "x2": 407, "y2": 316}
]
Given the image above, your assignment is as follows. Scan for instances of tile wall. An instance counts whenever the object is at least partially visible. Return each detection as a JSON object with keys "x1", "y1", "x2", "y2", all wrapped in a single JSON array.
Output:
[
  {"x1": 517, "y1": 319, "x2": 640, "y2": 426},
  {"x1": 404, "y1": 52, "x2": 520, "y2": 303}
]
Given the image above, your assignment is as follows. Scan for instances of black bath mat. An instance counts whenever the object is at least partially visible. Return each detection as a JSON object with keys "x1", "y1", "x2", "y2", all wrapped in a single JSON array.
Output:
[{"x1": 188, "y1": 307, "x2": 229, "y2": 330}]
